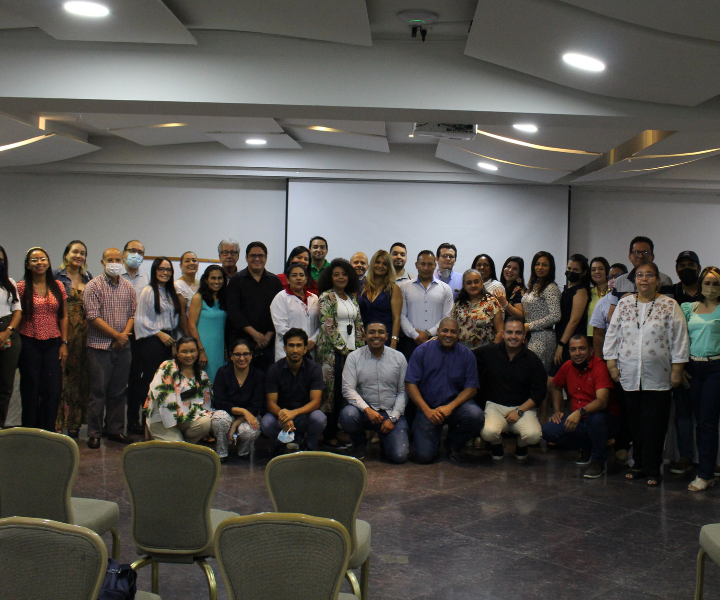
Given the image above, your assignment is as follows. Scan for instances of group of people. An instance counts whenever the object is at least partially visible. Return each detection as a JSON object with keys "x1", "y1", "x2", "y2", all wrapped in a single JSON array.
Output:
[{"x1": 0, "y1": 234, "x2": 718, "y2": 491}]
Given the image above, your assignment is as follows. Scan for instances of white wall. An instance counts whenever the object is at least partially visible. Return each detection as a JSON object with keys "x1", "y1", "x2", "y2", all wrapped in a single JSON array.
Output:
[
  {"x1": 0, "y1": 173, "x2": 287, "y2": 280},
  {"x1": 569, "y1": 187, "x2": 720, "y2": 277},
  {"x1": 287, "y1": 180, "x2": 569, "y2": 277}
]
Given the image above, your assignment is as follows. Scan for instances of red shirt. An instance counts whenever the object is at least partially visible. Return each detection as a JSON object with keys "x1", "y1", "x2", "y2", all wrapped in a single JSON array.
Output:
[
  {"x1": 16, "y1": 280, "x2": 67, "y2": 340},
  {"x1": 553, "y1": 355, "x2": 614, "y2": 413}
]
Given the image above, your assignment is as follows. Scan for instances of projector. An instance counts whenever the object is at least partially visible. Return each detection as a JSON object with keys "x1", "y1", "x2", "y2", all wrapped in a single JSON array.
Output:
[{"x1": 413, "y1": 123, "x2": 477, "y2": 140}]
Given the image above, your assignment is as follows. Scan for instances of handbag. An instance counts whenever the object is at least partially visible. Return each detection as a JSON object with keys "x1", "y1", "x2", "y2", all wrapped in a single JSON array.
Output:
[{"x1": 98, "y1": 558, "x2": 137, "y2": 600}]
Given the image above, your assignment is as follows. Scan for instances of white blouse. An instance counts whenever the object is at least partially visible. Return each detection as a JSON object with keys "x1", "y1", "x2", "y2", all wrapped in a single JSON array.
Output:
[
  {"x1": 270, "y1": 289, "x2": 320, "y2": 360},
  {"x1": 134, "y1": 286, "x2": 180, "y2": 340},
  {"x1": 336, "y1": 295, "x2": 358, "y2": 351},
  {"x1": 604, "y1": 294, "x2": 689, "y2": 391},
  {"x1": 0, "y1": 279, "x2": 21, "y2": 319},
  {"x1": 175, "y1": 279, "x2": 200, "y2": 315}
]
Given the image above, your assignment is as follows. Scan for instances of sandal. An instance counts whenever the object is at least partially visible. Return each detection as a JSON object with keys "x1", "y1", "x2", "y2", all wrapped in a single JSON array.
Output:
[
  {"x1": 647, "y1": 476, "x2": 662, "y2": 486},
  {"x1": 689, "y1": 477, "x2": 716, "y2": 492},
  {"x1": 625, "y1": 469, "x2": 646, "y2": 480}
]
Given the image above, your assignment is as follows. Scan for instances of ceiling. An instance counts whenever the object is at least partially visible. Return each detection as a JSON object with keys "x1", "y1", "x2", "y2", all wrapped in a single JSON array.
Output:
[{"x1": 1, "y1": 1, "x2": 720, "y2": 187}]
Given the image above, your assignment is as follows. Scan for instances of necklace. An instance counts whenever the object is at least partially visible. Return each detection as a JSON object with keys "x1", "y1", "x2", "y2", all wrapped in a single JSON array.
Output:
[
  {"x1": 337, "y1": 294, "x2": 356, "y2": 336},
  {"x1": 635, "y1": 293, "x2": 657, "y2": 329}
]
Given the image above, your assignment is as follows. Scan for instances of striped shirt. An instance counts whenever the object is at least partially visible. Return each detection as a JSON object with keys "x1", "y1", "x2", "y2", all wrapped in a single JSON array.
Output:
[{"x1": 84, "y1": 274, "x2": 137, "y2": 350}]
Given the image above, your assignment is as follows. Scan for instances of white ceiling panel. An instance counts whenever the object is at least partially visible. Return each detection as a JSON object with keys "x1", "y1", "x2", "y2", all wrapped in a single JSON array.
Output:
[
  {"x1": 464, "y1": 0, "x2": 720, "y2": 106},
  {"x1": 0, "y1": 133, "x2": 100, "y2": 166},
  {"x1": 1, "y1": 0, "x2": 196, "y2": 44},
  {"x1": 111, "y1": 126, "x2": 213, "y2": 146},
  {"x1": 436, "y1": 140, "x2": 568, "y2": 183},
  {"x1": 279, "y1": 119, "x2": 386, "y2": 136},
  {"x1": 284, "y1": 127, "x2": 389, "y2": 153},
  {"x1": 558, "y1": 1, "x2": 720, "y2": 43},
  {"x1": 183, "y1": 117, "x2": 284, "y2": 134},
  {"x1": 633, "y1": 131, "x2": 720, "y2": 157},
  {"x1": 76, "y1": 113, "x2": 180, "y2": 130},
  {"x1": 0, "y1": 114, "x2": 46, "y2": 146},
  {"x1": 571, "y1": 151, "x2": 720, "y2": 183},
  {"x1": 164, "y1": 0, "x2": 371, "y2": 46},
  {"x1": 206, "y1": 132, "x2": 302, "y2": 149},
  {"x1": 0, "y1": 8, "x2": 34, "y2": 28}
]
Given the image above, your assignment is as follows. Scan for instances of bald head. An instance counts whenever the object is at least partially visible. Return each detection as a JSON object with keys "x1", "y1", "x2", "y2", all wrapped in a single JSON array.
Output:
[
  {"x1": 351, "y1": 252, "x2": 369, "y2": 278},
  {"x1": 103, "y1": 248, "x2": 122, "y2": 261},
  {"x1": 101, "y1": 248, "x2": 123, "y2": 279}
]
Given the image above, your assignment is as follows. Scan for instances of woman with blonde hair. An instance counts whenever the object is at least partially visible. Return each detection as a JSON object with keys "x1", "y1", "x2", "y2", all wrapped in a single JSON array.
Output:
[{"x1": 358, "y1": 249, "x2": 403, "y2": 349}]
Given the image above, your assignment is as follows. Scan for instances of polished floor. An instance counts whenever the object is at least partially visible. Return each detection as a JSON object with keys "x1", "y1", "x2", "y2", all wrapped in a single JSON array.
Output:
[{"x1": 73, "y1": 433, "x2": 720, "y2": 600}]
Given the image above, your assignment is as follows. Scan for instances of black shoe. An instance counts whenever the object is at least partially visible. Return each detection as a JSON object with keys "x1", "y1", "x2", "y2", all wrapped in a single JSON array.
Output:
[
  {"x1": 219, "y1": 456, "x2": 227, "y2": 464},
  {"x1": 584, "y1": 462, "x2": 606, "y2": 479},
  {"x1": 351, "y1": 445, "x2": 366, "y2": 460},
  {"x1": 128, "y1": 423, "x2": 145, "y2": 436},
  {"x1": 515, "y1": 444, "x2": 528, "y2": 460},
  {"x1": 102, "y1": 426, "x2": 108, "y2": 438},
  {"x1": 491, "y1": 443, "x2": 504, "y2": 461},
  {"x1": 575, "y1": 447, "x2": 591, "y2": 466},
  {"x1": 107, "y1": 433, "x2": 133, "y2": 445},
  {"x1": 67, "y1": 429, "x2": 79, "y2": 439},
  {"x1": 87, "y1": 437, "x2": 101, "y2": 449},
  {"x1": 444, "y1": 439, "x2": 463, "y2": 463}
]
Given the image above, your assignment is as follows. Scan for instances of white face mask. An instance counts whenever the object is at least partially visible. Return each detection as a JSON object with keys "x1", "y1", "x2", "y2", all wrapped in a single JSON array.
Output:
[
  {"x1": 702, "y1": 281, "x2": 720, "y2": 301},
  {"x1": 105, "y1": 262, "x2": 123, "y2": 277}
]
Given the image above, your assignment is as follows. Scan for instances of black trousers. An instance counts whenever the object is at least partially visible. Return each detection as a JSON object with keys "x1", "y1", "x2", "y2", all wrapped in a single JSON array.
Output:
[
  {"x1": 613, "y1": 382, "x2": 633, "y2": 452},
  {"x1": 0, "y1": 315, "x2": 21, "y2": 427},
  {"x1": 325, "y1": 350, "x2": 347, "y2": 441},
  {"x1": 134, "y1": 336, "x2": 173, "y2": 409},
  {"x1": 624, "y1": 388, "x2": 672, "y2": 478},
  {"x1": 126, "y1": 334, "x2": 145, "y2": 428},
  {"x1": 18, "y1": 335, "x2": 62, "y2": 431}
]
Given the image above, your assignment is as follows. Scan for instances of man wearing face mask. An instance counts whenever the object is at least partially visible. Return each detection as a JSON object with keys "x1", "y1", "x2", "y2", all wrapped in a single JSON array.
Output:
[
  {"x1": 542, "y1": 334, "x2": 616, "y2": 479},
  {"x1": 434, "y1": 243, "x2": 463, "y2": 300},
  {"x1": 668, "y1": 251, "x2": 702, "y2": 475},
  {"x1": 120, "y1": 240, "x2": 150, "y2": 435},
  {"x1": 83, "y1": 248, "x2": 137, "y2": 449}
]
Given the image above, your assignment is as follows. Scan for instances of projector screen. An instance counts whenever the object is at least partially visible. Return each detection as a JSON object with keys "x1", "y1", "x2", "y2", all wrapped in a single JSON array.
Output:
[{"x1": 287, "y1": 180, "x2": 569, "y2": 280}]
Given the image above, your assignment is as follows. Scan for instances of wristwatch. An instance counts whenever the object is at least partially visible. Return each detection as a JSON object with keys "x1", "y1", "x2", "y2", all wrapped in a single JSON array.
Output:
[
  {"x1": 7, "y1": 326, "x2": 14, "y2": 332},
  {"x1": 389, "y1": 415, "x2": 398, "y2": 423},
  {"x1": 516, "y1": 409, "x2": 524, "y2": 418},
  {"x1": 391, "y1": 335, "x2": 400, "y2": 341},
  {"x1": 61, "y1": 340, "x2": 69, "y2": 345},
  {"x1": 579, "y1": 408, "x2": 587, "y2": 418}
]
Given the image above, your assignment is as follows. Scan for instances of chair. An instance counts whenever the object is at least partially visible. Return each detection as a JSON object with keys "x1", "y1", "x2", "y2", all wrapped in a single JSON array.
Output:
[
  {"x1": 214, "y1": 512, "x2": 358, "y2": 600},
  {"x1": 696, "y1": 523, "x2": 720, "y2": 599},
  {"x1": 0, "y1": 516, "x2": 160, "y2": 600},
  {"x1": 265, "y1": 451, "x2": 370, "y2": 600},
  {"x1": 0, "y1": 427, "x2": 120, "y2": 559},
  {"x1": 122, "y1": 441, "x2": 239, "y2": 600}
]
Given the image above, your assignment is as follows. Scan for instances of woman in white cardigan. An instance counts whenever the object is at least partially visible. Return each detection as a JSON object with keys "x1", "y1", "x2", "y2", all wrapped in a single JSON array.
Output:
[
  {"x1": 270, "y1": 262, "x2": 319, "y2": 360},
  {"x1": 604, "y1": 261, "x2": 689, "y2": 486}
]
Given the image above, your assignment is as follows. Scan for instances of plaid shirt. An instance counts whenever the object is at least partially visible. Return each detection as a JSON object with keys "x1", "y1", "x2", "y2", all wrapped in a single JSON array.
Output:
[{"x1": 84, "y1": 274, "x2": 137, "y2": 350}]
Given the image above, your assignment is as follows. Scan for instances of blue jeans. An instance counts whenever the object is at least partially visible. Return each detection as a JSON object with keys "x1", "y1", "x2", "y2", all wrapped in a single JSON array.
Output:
[
  {"x1": 673, "y1": 383, "x2": 694, "y2": 460},
  {"x1": 542, "y1": 410, "x2": 615, "y2": 463},
  {"x1": 689, "y1": 361, "x2": 720, "y2": 480},
  {"x1": 261, "y1": 410, "x2": 327, "y2": 450},
  {"x1": 412, "y1": 400, "x2": 484, "y2": 464},
  {"x1": 339, "y1": 405, "x2": 409, "y2": 464}
]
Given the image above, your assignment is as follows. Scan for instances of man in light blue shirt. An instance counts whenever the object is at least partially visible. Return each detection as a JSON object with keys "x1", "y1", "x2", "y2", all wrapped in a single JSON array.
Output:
[
  {"x1": 434, "y1": 242, "x2": 463, "y2": 300},
  {"x1": 340, "y1": 321, "x2": 409, "y2": 463}
]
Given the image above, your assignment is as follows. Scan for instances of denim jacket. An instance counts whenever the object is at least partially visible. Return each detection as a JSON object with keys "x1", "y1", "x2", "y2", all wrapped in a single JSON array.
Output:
[{"x1": 53, "y1": 267, "x2": 93, "y2": 295}]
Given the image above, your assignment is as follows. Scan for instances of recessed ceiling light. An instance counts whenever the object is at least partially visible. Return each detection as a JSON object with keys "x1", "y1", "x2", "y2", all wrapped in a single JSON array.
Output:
[
  {"x1": 245, "y1": 139, "x2": 267, "y2": 145},
  {"x1": 408, "y1": 134, "x2": 414, "y2": 138},
  {"x1": 478, "y1": 162, "x2": 498, "y2": 171},
  {"x1": 513, "y1": 124, "x2": 538, "y2": 133},
  {"x1": 562, "y1": 53, "x2": 605, "y2": 72},
  {"x1": 63, "y1": 1, "x2": 110, "y2": 17}
]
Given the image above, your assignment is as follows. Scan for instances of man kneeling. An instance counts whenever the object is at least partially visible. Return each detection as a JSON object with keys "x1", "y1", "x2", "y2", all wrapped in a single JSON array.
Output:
[
  {"x1": 542, "y1": 334, "x2": 613, "y2": 479},
  {"x1": 405, "y1": 317, "x2": 483, "y2": 463},
  {"x1": 261, "y1": 328, "x2": 326, "y2": 451},
  {"x1": 340, "y1": 322, "x2": 409, "y2": 463},
  {"x1": 475, "y1": 318, "x2": 546, "y2": 460}
]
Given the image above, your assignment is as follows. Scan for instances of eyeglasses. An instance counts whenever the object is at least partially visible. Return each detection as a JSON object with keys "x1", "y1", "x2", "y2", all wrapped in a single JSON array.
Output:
[
  {"x1": 247, "y1": 254, "x2": 266, "y2": 260},
  {"x1": 232, "y1": 352, "x2": 252, "y2": 359},
  {"x1": 29, "y1": 258, "x2": 48, "y2": 264},
  {"x1": 126, "y1": 248, "x2": 144, "y2": 256},
  {"x1": 631, "y1": 251, "x2": 652, "y2": 258},
  {"x1": 157, "y1": 268, "x2": 172, "y2": 274},
  {"x1": 635, "y1": 272, "x2": 657, "y2": 279},
  {"x1": 219, "y1": 250, "x2": 239, "y2": 257},
  {"x1": 439, "y1": 254, "x2": 455, "y2": 260}
]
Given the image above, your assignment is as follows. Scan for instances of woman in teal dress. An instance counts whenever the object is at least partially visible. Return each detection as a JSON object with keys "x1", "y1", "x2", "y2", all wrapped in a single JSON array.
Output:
[{"x1": 188, "y1": 265, "x2": 227, "y2": 383}]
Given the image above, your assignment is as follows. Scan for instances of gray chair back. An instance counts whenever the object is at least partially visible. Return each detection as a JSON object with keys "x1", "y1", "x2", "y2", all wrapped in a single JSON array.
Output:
[
  {"x1": 265, "y1": 452, "x2": 367, "y2": 555},
  {"x1": 122, "y1": 441, "x2": 220, "y2": 554},
  {"x1": 0, "y1": 428, "x2": 77, "y2": 523},
  {"x1": 214, "y1": 513, "x2": 351, "y2": 600},
  {"x1": 0, "y1": 516, "x2": 106, "y2": 600}
]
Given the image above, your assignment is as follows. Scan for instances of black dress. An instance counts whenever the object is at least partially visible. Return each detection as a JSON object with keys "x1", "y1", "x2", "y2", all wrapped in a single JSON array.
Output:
[{"x1": 548, "y1": 284, "x2": 589, "y2": 376}]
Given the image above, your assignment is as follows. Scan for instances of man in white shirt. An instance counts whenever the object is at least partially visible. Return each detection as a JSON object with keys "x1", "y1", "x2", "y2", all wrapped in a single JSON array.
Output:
[
  {"x1": 390, "y1": 242, "x2": 413, "y2": 283},
  {"x1": 434, "y1": 243, "x2": 463, "y2": 300},
  {"x1": 340, "y1": 322, "x2": 409, "y2": 463}
]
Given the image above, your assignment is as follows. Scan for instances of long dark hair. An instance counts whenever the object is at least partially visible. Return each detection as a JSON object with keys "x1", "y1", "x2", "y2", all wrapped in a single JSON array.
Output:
[
  {"x1": 21, "y1": 247, "x2": 64, "y2": 319},
  {"x1": 0, "y1": 246, "x2": 18, "y2": 303},
  {"x1": 285, "y1": 246, "x2": 311, "y2": 272},
  {"x1": 60, "y1": 240, "x2": 88, "y2": 275},
  {"x1": 471, "y1": 254, "x2": 498, "y2": 281},
  {"x1": 150, "y1": 257, "x2": 181, "y2": 315},
  {"x1": 198, "y1": 264, "x2": 226, "y2": 310},
  {"x1": 589, "y1": 256, "x2": 611, "y2": 288},
  {"x1": 317, "y1": 258, "x2": 360, "y2": 295},
  {"x1": 455, "y1": 269, "x2": 488, "y2": 305},
  {"x1": 527, "y1": 251, "x2": 556, "y2": 295},
  {"x1": 174, "y1": 336, "x2": 203, "y2": 382},
  {"x1": 500, "y1": 256, "x2": 526, "y2": 296},
  {"x1": 567, "y1": 253, "x2": 591, "y2": 289}
]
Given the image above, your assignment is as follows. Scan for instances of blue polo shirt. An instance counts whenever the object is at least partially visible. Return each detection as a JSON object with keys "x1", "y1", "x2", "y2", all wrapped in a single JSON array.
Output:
[{"x1": 405, "y1": 339, "x2": 479, "y2": 408}]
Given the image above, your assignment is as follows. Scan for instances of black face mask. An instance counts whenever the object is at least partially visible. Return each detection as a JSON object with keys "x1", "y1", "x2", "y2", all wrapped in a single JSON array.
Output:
[
  {"x1": 572, "y1": 359, "x2": 589, "y2": 371},
  {"x1": 565, "y1": 271, "x2": 581, "y2": 283},
  {"x1": 0, "y1": 262, "x2": 5, "y2": 278},
  {"x1": 678, "y1": 268, "x2": 699, "y2": 286}
]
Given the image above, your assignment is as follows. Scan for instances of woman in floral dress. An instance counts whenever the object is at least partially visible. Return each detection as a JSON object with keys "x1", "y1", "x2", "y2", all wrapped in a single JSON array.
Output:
[{"x1": 451, "y1": 269, "x2": 504, "y2": 350}]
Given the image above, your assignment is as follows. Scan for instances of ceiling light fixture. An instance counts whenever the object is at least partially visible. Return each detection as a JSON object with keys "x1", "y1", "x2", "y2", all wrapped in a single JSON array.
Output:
[
  {"x1": 513, "y1": 124, "x2": 538, "y2": 133},
  {"x1": 0, "y1": 134, "x2": 54, "y2": 152},
  {"x1": 476, "y1": 130, "x2": 600, "y2": 155},
  {"x1": 562, "y1": 53, "x2": 605, "y2": 72},
  {"x1": 310, "y1": 126, "x2": 333, "y2": 132},
  {"x1": 63, "y1": 1, "x2": 110, "y2": 17},
  {"x1": 477, "y1": 162, "x2": 498, "y2": 171},
  {"x1": 408, "y1": 134, "x2": 414, "y2": 138},
  {"x1": 245, "y1": 139, "x2": 267, "y2": 145}
]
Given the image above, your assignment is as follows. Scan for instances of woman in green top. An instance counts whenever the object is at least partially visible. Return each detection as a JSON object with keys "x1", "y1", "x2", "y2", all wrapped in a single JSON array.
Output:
[{"x1": 683, "y1": 266, "x2": 720, "y2": 492}]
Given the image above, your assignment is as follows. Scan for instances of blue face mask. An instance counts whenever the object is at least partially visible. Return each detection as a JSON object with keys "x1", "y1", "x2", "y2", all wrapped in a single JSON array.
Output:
[
  {"x1": 125, "y1": 253, "x2": 143, "y2": 269},
  {"x1": 277, "y1": 429, "x2": 295, "y2": 444}
]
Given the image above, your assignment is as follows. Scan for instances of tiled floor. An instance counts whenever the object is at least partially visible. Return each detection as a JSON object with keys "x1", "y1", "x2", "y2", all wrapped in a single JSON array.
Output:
[{"x1": 74, "y1": 435, "x2": 720, "y2": 600}]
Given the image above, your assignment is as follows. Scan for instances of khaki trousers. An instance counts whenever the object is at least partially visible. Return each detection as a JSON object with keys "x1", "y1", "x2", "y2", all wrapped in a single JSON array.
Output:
[
  {"x1": 481, "y1": 401, "x2": 542, "y2": 448},
  {"x1": 150, "y1": 415, "x2": 212, "y2": 443}
]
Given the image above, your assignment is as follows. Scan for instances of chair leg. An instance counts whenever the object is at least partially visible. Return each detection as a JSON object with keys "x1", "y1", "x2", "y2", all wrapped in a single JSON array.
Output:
[
  {"x1": 360, "y1": 556, "x2": 370, "y2": 600},
  {"x1": 346, "y1": 570, "x2": 362, "y2": 599},
  {"x1": 151, "y1": 561, "x2": 159, "y2": 594},
  {"x1": 197, "y1": 558, "x2": 217, "y2": 600},
  {"x1": 696, "y1": 548, "x2": 707, "y2": 600},
  {"x1": 110, "y1": 527, "x2": 120, "y2": 560},
  {"x1": 130, "y1": 556, "x2": 152, "y2": 571}
]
